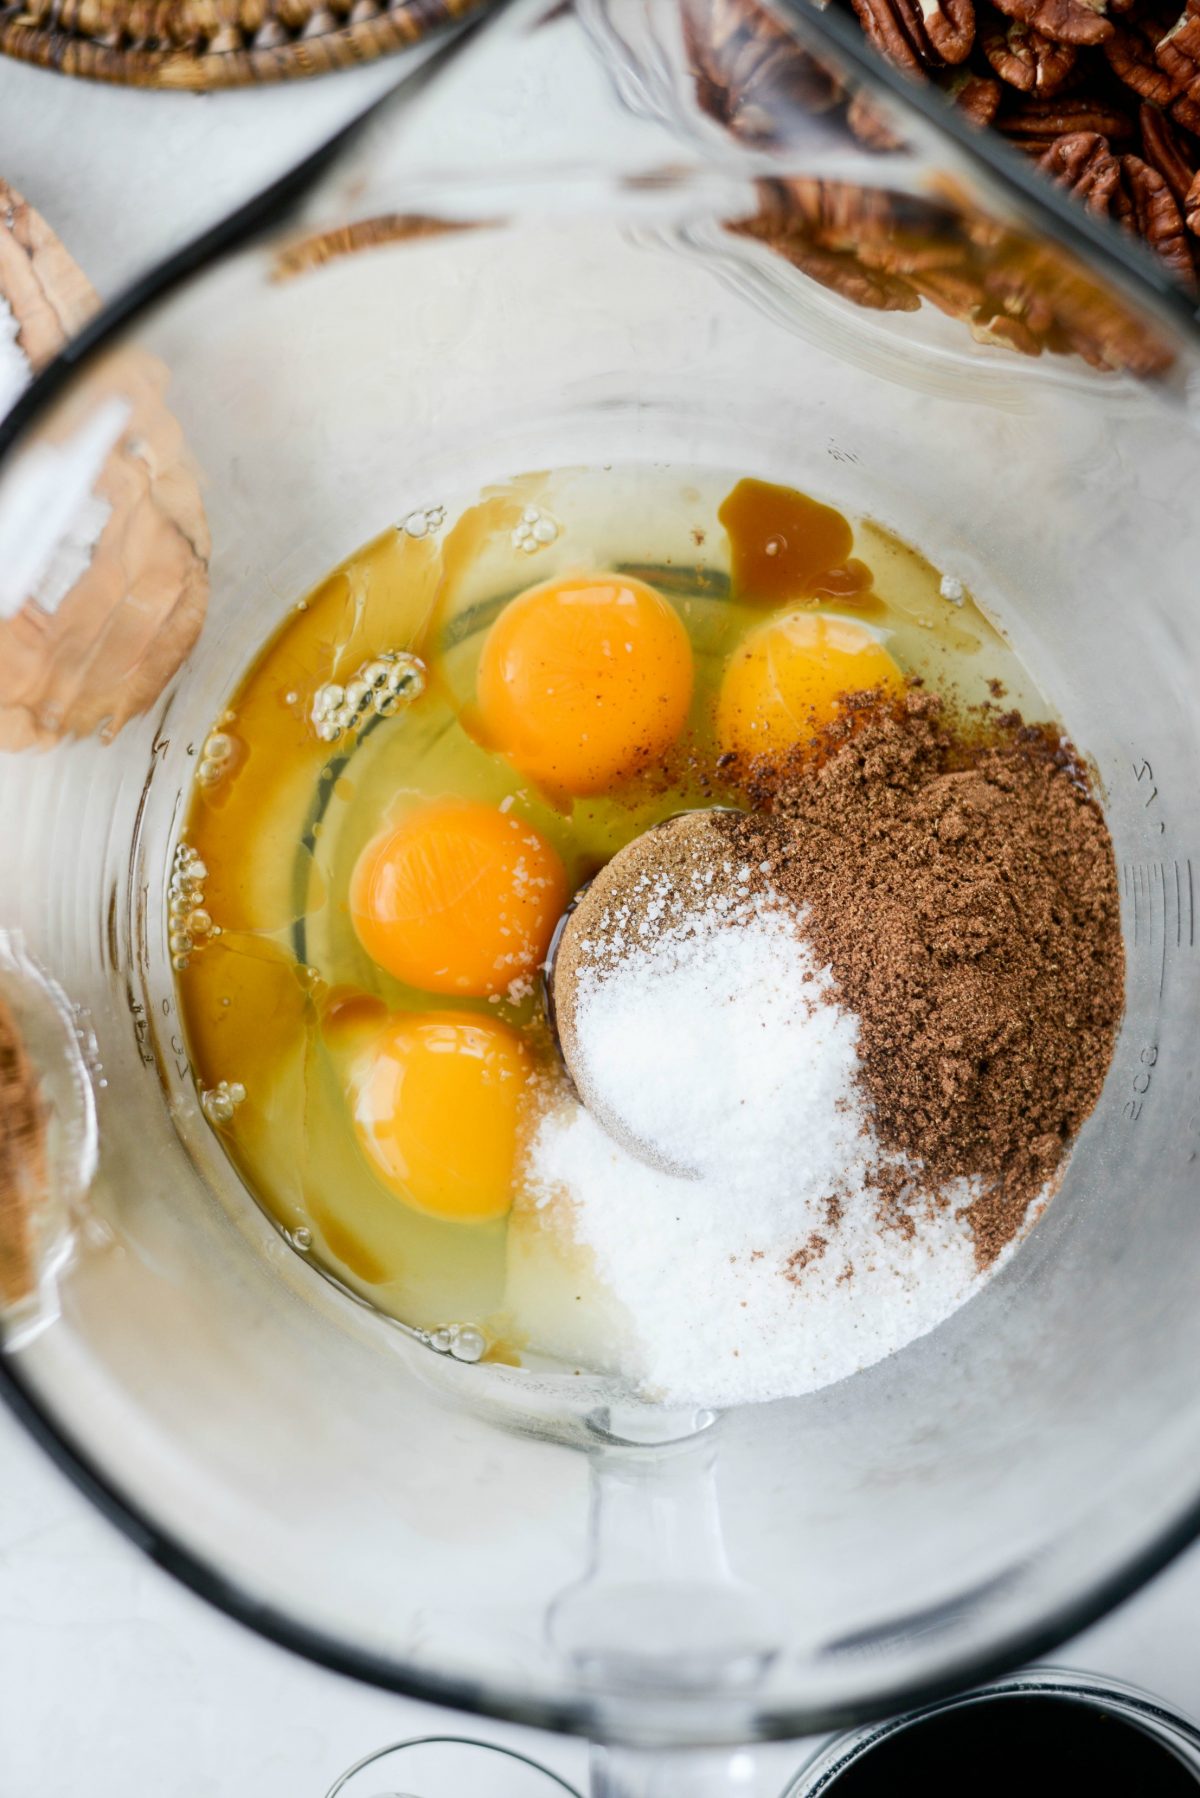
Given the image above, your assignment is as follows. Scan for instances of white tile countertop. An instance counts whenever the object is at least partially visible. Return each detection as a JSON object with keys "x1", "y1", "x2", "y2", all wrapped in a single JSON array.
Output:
[{"x1": 1, "y1": 47, "x2": 1199, "y2": 1798}]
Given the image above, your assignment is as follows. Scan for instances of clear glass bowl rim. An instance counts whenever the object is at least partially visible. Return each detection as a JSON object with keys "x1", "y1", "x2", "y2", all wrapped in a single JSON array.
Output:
[{"x1": 4, "y1": 0, "x2": 1200, "y2": 1746}]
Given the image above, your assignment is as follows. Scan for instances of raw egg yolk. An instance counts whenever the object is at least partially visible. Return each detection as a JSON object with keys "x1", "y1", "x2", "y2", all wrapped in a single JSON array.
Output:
[
  {"x1": 716, "y1": 611, "x2": 904, "y2": 760},
  {"x1": 474, "y1": 573, "x2": 694, "y2": 795},
  {"x1": 351, "y1": 799, "x2": 568, "y2": 997},
  {"x1": 349, "y1": 1011, "x2": 529, "y2": 1222}
]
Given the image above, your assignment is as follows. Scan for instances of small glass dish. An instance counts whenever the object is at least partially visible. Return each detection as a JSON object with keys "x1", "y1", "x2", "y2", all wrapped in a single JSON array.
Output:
[
  {"x1": 783, "y1": 1667, "x2": 1200, "y2": 1795},
  {"x1": 325, "y1": 1733, "x2": 584, "y2": 1797}
]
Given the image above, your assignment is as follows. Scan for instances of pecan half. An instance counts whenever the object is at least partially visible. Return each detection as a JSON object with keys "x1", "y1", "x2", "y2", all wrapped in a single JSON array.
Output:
[
  {"x1": 770, "y1": 180, "x2": 976, "y2": 278},
  {"x1": 1103, "y1": 18, "x2": 1175, "y2": 103},
  {"x1": 849, "y1": 0, "x2": 975, "y2": 73},
  {"x1": 905, "y1": 265, "x2": 991, "y2": 312},
  {"x1": 1186, "y1": 165, "x2": 1200, "y2": 230},
  {"x1": 736, "y1": 218, "x2": 924, "y2": 308},
  {"x1": 849, "y1": 0, "x2": 923, "y2": 74},
  {"x1": 1138, "y1": 101, "x2": 1196, "y2": 202},
  {"x1": 916, "y1": 0, "x2": 977, "y2": 62},
  {"x1": 1156, "y1": 1, "x2": 1200, "y2": 130},
  {"x1": 1054, "y1": 305, "x2": 1173, "y2": 371},
  {"x1": 990, "y1": 0, "x2": 1111, "y2": 47},
  {"x1": 1114, "y1": 151, "x2": 1197, "y2": 279},
  {"x1": 986, "y1": 237, "x2": 1174, "y2": 370},
  {"x1": 273, "y1": 215, "x2": 475, "y2": 279},
  {"x1": 981, "y1": 255, "x2": 1060, "y2": 334},
  {"x1": 971, "y1": 312, "x2": 1046, "y2": 352},
  {"x1": 757, "y1": 177, "x2": 900, "y2": 242},
  {"x1": 1040, "y1": 131, "x2": 1196, "y2": 280},
  {"x1": 944, "y1": 70, "x2": 1004, "y2": 124},
  {"x1": 846, "y1": 89, "x2": 909, "y2": 147},
  {"x1": 856, "y1": 230, "x2": 975, "y2": 273},
  {"x1": 1039, "y1": 127, "x2": 1124, "y2": 207},
  {"x1": 682, "y1": 0, "x2": 844, "y2": 142},
  {"x1": 999, "y1": 94, "x2": 1135, "y2": 148},
  {"x1": 789, "y1": 246, "x2": 925, "y2": 309},
  {"x1": 982, "y1": 15, "x2": 1078, "y2": 90},
  {"x1": 732, "y1": 183, "x2": 941, "y2": 309}
]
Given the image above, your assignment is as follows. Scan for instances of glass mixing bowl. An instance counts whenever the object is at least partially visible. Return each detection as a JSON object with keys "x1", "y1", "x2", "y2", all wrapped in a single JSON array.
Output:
[{"x1": 2, "y1": 1, "x2": 1200, "y2": 1790}]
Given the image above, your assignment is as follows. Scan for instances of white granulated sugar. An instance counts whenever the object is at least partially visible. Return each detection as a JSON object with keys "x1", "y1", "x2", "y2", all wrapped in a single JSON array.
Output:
[
  {"x1": 0, "y1": 296, "x2": 29, "y2": 421},
  {"x1": 570, "y1": 895, "x2": 857, "y2": 1184},
  {"x1": 528, "y1": 893, "x2": 1008, "y2": 1407},
  {"x1": 0, "y1": 394, "x2": 127, "y2": 622},
  {"x1": 31, "y1": 489, "x2": 111, "y2": 613}
]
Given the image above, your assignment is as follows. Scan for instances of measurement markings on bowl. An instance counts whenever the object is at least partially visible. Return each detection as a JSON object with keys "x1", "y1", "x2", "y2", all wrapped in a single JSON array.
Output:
[
  {"x1": 1124, "y1": 1044, "x2": 1159, "y2": 1125},
  {"x1": 1133, "y1": 757, "x2": 1165, "y2": 835},
  {"x1": 1121, "y1": 857, "x2": 1195, "y2": 997}
]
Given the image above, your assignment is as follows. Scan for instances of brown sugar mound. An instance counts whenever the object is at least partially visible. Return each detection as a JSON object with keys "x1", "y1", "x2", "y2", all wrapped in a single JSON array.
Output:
[{"x1": 720, "y1": 690, "x2": 1125, "y2": 1265}]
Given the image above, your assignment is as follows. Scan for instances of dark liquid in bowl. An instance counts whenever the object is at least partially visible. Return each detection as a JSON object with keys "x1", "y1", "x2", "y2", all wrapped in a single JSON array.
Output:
[{"x1": 827, "y1": 1695, "x2": 1197, "y2": 1795}]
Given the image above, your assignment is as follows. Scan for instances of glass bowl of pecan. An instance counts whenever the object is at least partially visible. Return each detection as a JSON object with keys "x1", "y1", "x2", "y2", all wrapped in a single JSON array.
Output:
[{"x1": 584, "y1": 0, "x2": 1200, "y2": 380}]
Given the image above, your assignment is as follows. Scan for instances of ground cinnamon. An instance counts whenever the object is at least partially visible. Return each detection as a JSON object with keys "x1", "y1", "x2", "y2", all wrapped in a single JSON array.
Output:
[{"x1": 720, "y1": 689, "x2": 1125, "y2": 1265}]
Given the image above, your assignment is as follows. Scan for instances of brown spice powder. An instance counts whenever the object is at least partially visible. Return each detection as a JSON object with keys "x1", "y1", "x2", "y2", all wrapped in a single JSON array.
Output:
[
  {"x1": 784, "y1": 1231, "x2": 828, "y2": 1283},
  {"x1": 719, "y1": 689, "x2": 1125, "y2": 1266}
]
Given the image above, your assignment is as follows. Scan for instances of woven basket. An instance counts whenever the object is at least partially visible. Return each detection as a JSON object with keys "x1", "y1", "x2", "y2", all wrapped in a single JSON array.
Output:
[{"x1": 0, "y1": 0, "x2": 481, "y2": 89}]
